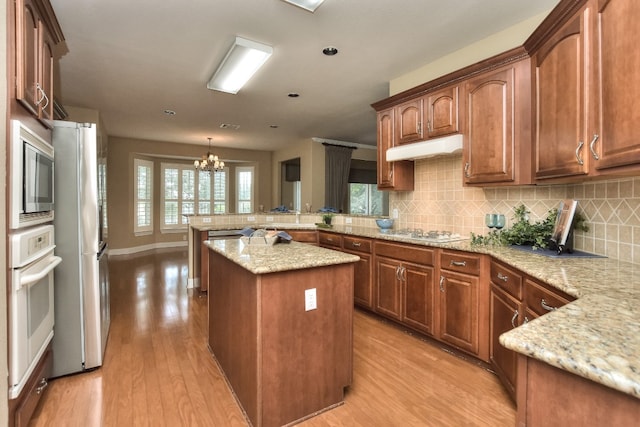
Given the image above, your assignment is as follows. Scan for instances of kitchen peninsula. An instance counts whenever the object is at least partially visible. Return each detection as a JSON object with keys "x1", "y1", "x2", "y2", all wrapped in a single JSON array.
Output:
[{"x1": 204, "y1": 238, "x2": 358, "y2": 427}]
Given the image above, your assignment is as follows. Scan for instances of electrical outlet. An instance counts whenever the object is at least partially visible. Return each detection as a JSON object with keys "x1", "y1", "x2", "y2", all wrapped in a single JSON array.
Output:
[
  {"x1": 305, "y1": 288, "x2": 317, "y2": 311},
  {"x1": 266, "y1": 216, "x2": 274, "y2": 222},
  {"x1": 345, "y1": 217, "x2": 352, "y2": 224},
  {"x1": 247, "y1": 216, "x2": 256, "y2": 222},
  {"x1": 392, "y1": 208, "x2": 399, "y2": 219},
  {"x1": 202, "y1": 217, "x2": 212, "y2": 223}
]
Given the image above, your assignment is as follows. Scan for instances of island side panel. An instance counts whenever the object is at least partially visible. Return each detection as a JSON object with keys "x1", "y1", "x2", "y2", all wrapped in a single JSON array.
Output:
[
  {"x1": 258, "y1": 263, "x2": 354, "y2": 427},
  {"x1": 208, "y1": 251, "x2": 259, "y2": 424}
]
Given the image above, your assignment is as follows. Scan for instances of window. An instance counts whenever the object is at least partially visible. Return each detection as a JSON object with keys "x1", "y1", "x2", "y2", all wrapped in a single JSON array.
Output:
[
  {"x1": 236, "y1": 166, "x2": 254, "y2": 214},
  {"x1": 349, "y1": 183, "x2": 388, "y2": 216},
  {"x1": 161, "y1": 163, "x2": 228, "y2": 230},
  {"x1": 134, "y1": 159, "x2": 153, "y2": 235}
]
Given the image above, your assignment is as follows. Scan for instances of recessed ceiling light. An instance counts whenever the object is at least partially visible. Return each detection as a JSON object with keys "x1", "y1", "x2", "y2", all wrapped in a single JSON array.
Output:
[
  {"x1": 281, "y1": 0, "x2": 325, "y2": 13},
  {"x1": 270, "y1": 125, "x2": 279, "y2": 129},
  {"x1": 288, "y1": 93, "x2": 300, "y2": 98},
  {"x1": 322, "y1": 46, "x2": 338, "y2": 56},
  {"x1": 220, "y1": 123, "x2": 240, "y2": 130},
  {"x1": 163, "y1": 109, "x2": 176, "y2": 116}
]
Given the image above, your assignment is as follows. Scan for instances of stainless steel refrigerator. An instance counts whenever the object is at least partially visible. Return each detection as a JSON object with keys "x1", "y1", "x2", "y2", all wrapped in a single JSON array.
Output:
[{"x1": 52, "y1": 121, "x2": 110, "y2": 377}]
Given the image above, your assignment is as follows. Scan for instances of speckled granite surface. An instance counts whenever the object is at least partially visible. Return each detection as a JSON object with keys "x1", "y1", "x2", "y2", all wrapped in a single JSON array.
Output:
[
  {"x1": 203, "y1": 239, "x2": 359, "y2": 275},
  {"x1": 200, "y1": 223, "x2": 640, "y2": 398}
]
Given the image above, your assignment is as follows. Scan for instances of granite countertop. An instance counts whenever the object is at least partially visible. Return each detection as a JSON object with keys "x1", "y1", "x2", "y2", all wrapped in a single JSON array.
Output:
[
  {"x1": 204, "y1": 239, "x2": 359, "y2": 275},
  {"x1": 198, "y1": 222, "x2": 640, "y2": 398}
]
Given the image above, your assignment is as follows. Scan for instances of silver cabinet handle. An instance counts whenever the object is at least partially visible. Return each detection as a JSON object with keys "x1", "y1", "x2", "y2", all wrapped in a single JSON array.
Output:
[
  {"x1": 524, "y1": 316, "x2": 530, "y2": 324},
  {"x1": 439, "y1": 275, "x2": 445, "y2": 292},
  {"x1": 36, "y1": 378, "x2": 48, "y2": 395},
  {"x1": 351, "y1": 242, "x2": 361, "y2": 248},
  {"x1": 575, "y1": 140, "x2": 585, "y2": 165},
  {"x1": 541, "y1": 298, "x2": 556, "y2": 312},
  {"x1": 395, "y1": 266, "x2": 402, "y2": 282},
  {"x1": 401, "y1": 266, "x2": 407, "y2": 281},
  {"x1": 511, "y1": 310, "x2": 519, "y2": 328},
  {"x1": 450, "y1": 260, "x2": 466, "y2": 267},
  {"x1": 589, "y1": 134, "x2": 600, "y2": 160},
  {"x1": 35, "y1": 83, "x2": 46, "y2": 106},
  {"x1": 417, "y1": 122, "x2": 422, "y2": 134},
  {"x1": 326, "y1": 237, "x2": 333, "y2": 242},
  {"x1": 464, "y1": 162, "x2": 471, "y2": 178},
  {"x1": 496, "y1": 272, "x2": 508, "y2": 282},
  {"x1": 427, "y1": 120, "x2": 432, "y2": 133}
]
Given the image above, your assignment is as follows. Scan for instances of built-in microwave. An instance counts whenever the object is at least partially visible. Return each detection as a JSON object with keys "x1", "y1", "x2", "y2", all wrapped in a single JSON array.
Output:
[{"x1": 10, "y1": 120, "x2": 55, "y2": 229}]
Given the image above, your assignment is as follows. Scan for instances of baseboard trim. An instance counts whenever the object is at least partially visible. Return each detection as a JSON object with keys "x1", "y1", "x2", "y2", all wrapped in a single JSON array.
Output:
[{"x1": 108, "y1": 241, "x2": 188, "y2": 257}]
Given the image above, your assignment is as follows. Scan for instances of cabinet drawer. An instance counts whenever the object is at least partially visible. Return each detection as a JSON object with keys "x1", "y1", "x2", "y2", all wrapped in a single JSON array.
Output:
[
  {"x1": 318, "y1": 231, "x2": 342, "y2": 248},
  {"x1": 14, "y1": 346, "x2": 52, "y2": 427},
  {"x1": 524, "y1": 278, "x2": 572, "y2": 317},
  {"x1": 490, "y1": 260, "x2": 523, "y2": 300},
  {"x1": 375, "y1": 241, "x2": 435, "y2": 265},
  {"x1": 285, "y1": 230, "x2": 318, "y2": 244},
  {"x1": 440, "y1": 250, "x2": 481, "y2": 276},
  {"x1": 343, "y1": 236, "x2": 372, "y2": 253}
]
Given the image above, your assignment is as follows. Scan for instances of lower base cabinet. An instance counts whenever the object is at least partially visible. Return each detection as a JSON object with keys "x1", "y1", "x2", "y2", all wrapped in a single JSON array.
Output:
[
  {"x1": 490, "y1": 284, "x2": 521, "y2": 400},
  {"x1": 342, "y1": 236, "x2": 374, "y2": 309},
  {"x1": 9, "y1": 344, "x2": 53, "y2": 427}
]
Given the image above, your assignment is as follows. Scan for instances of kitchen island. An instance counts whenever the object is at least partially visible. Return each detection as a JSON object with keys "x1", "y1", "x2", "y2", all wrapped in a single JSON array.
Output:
[{"x1": 204, "y1": 238, "x2": 359, "y2": 427}]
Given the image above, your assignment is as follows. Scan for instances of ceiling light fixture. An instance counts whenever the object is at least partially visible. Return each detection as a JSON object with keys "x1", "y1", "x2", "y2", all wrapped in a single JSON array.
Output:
[
  {"x1": 322, "y1": 46, "x2": 338, "y2": 56},
  {"x1": 194, "y1": 138, "x2": 225, "y2": 173},
  {"x1": 281, "y1": 0, "x2": 325, "y2": 12},
  {"x1": 207, "y1": 37, "x2": 273, "y2": 94}
]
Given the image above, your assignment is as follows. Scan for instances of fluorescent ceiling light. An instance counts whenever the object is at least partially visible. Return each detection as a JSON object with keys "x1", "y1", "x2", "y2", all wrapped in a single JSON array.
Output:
[
  {"x1": 207, "y1": 37, "x2": 273, "y2": 94},
  {"x1": 281, "y1": 0, "x2": 325, "y2": 12}
]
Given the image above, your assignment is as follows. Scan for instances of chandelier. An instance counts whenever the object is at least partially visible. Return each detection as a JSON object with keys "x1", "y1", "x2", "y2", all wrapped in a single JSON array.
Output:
[{"x1": 194, "y1": 137, "x2": 225, "y2": 172}]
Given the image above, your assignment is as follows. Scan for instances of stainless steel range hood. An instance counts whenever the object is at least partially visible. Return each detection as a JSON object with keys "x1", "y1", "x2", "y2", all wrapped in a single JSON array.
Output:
[{"x1": 386, "y1": 133, "x2": 463, "y2": 161}]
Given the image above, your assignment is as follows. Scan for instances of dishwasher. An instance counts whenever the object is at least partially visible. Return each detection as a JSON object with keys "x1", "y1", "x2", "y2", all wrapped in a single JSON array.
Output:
[{"x1": 201, "y1": 229, "x2": 243, "y2": 292}]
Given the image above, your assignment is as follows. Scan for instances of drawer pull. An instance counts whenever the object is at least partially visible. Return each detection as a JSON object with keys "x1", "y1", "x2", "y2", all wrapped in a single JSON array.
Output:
[
  {"x1": 439, "y1": 275, "x2": 445, "y2": 292},
  {"x1": 575, "y1": 140, "x2": 585, "y2": 165},
  {"x1": 524, "y1": 316, "x2": 530, "y2": 324},
  {"x1": 541, "y1": 299, "x2": 557, "y2": 312},
  {"x1": 511, "y1": 310, "x2": 519, "y2": 328},
  {"x1": 589, "y1": 134, "x2": 600, "y2": 160},
  {"x1": 496, "y1": 272, "x2": 508, "y2": 282},
  {"x1": 351, "y1": 242, "x2": 361, "y2": 247},
  {"x1": 36, "y1": 378, "x2": 48, "y2": 395},
  {"x1": 326, "y1": 237, "x2": 333, "y2": 242},
  {"x1": 450, "y1": 260, "x2": 466, "y2": 267}
]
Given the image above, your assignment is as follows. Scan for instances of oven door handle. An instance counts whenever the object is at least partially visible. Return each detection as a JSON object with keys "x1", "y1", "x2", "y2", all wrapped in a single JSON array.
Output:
[{"x1": 19, "y1": 256, "x2": 62, "y2": 289}]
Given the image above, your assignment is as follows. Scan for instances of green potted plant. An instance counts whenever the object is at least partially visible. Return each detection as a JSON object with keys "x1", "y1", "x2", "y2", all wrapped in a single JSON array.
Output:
[{"x1": 322, "y1": 213, "x2": 334, "y2": 225}]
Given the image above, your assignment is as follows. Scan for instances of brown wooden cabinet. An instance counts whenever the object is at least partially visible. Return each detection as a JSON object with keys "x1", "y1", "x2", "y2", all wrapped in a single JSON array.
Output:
[
  {"x1": 462, "y1": 59, "x2": 532, "y2": 185},
  {"x1": 15, "y1": 0, "x2": 61, "y2": 126},
  {"x1": 374, "y1": 241, "x2": 436, "y2": 335},
  {"x1": 425, "y1": 85, "x2": 459, "y2": 138},
  {"x1": 590, "y1": 0, "x2": 640, "y2": 174},
  {"x1": 395, "y1": 98, "x2": 424, "y2": 144},
  {"x1": 489, "y1": 259, "x2": 574, "y2": 401},
  {"x1": 489, "y1": 259, "x2": 524, "y2": 401},
  {"x1": 438, "y1": 250, "x2": 488, "y2": 360},
  {"x1": 318, "y1": 230, "x2": 342, "y2": 249},
  {"x1": 532, "y1": 0, "x2": 640, "y2": 181},
  {"x1": 284, "y1": 230, "x2": 318, "y2": 245},
  {"x1": 342, "y1": 236, "x2": 374, "y2": 309},
  {"x1": 9, "y1": 344, "x2": 52, "y2": 427},
  {"x1": 376, "y1": 108, "x2": 414, "y2": 191}
]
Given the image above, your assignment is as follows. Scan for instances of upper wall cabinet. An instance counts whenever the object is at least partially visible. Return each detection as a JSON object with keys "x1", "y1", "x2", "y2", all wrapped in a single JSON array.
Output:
[
  {"x1": 531, "y1": 0, "x2": 640, "y2": 181},
  {"x1": 377, "y1": 108, "x2": 415, "y2": 191},
  {"x1": 462, "y1": 59, "x2": 532, "y2": 186},
  {"x1": 15, "y1": 0, "x2": 63, "y2": 128},
  {"x1": 394, "y1": 85, "x2": 459, "y2": 145},
  {"x1": 591, "y1": 0, "x2": 640, "y2": 174}
]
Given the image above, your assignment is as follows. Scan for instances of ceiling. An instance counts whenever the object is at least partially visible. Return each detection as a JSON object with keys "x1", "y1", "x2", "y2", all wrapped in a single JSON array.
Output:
[{"x1": 49, "y1": 0, "x2": 558, "y2": 152}]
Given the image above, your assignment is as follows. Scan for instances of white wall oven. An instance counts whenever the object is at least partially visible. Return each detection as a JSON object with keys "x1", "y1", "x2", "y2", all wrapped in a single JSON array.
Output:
[
  {"x1": 10, "y1": 120, "x2": 55, "y2": 230},
  {"x1": 9, "y1": 225, "x2": 61, "y2": 399}
]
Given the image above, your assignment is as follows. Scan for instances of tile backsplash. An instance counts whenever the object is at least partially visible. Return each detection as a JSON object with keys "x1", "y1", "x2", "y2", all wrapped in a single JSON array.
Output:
[{"x1": 389, "y1": 154, "x2": 640, "y2": 264}]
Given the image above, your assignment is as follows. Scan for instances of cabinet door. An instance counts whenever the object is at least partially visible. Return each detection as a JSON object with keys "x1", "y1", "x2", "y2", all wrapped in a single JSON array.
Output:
[
  {"x1": 395, "y1": 98, "x2": 423, "y2": 144},
  {"x1": 464, "y1": 68, "x2": 515, "y2": 184},
  {"x1": 592, "y1": 0, "x2": 640, "y2": 172},
  {"x1": 16, "y1": 0, "x2": 39, "y2": 114},
  {"x1": 426, "y1": 86, "x2": 458, "y2": 138},
  {"x1": 344, "y1": 249, "x2": 373, "y2": 309},
  {"x1": 402, "y1": 262, "x2": 436, "y2": 336},
  {"x1": 534, "y1": 7, "x2": 590, "y2": 180},
  {"x1": 438, "y1": 270, "x2": 479, "y2": 355},
  {"x1": 200, "y1": 231, "x2": 209, "y2": 292},
  {"x1": 376, "y1": 108, "x2": 414, "y2": 191},
  {"x1": 375, "y1": 257, "x2": 402, "y2": 321},
  {"x1": 38, "y1": 24, "x2": 55, "y2": 123},
  {"x1": 490, "y1": 285, "x2": 521, "y2": 401}
]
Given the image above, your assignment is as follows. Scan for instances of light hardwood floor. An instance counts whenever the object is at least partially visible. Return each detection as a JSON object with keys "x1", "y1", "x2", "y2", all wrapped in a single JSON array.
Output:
[{"x1": 30, "y1": 249, "x2": 515, "y2": 426}]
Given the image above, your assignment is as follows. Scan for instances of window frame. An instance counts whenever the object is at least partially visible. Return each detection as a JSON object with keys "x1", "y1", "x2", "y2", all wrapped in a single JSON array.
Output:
[{"x1": 236, "y1": 166, "x2": 255, "y2": 214}]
